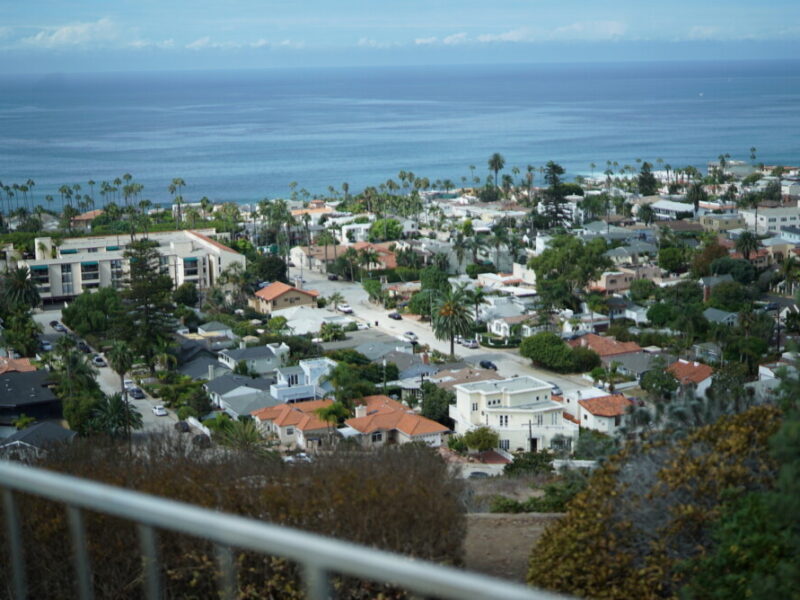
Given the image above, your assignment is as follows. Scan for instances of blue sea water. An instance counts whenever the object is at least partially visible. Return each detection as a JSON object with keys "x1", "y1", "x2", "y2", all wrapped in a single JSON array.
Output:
[{"x1": 0, "y1": 60, "x2": 798, "y2": 206}]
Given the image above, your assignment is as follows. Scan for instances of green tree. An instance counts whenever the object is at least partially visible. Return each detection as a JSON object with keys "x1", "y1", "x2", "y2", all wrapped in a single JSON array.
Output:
[
  {"x1": 172, "y1": 282, "x2": 199, "y2": 306},
  {"x1": 368, "y1": 218, "x2": 403, "y2": 242},
  {"x1": 735, "y1": 231, "x2": 761, "y2": 261},
  {"x1": 92, "y1": 393, "x2": 143, "y2": 439},
  {"x1": 520, "y1": 332, "x2": 573, "y2": 372},
  {"x1": 319, "y1": 322, "x2": 345, "y2": 342},
  {"x1": 121, "y1": 239, "x2": 176, "y2": 373},
  {"x1": 432, "y1": 284, "x2": 473, "y2": 357},
  {"x1": 629, "y1": 279, "x2": 656, "y2": 303},
  {"x1": 488, "y1": 153, "x2": 506, "y2": 188},
  {"x1": 420, "y1": 381, "x2": 454, "y2": 426},
  {"x1": 1, "y1": 266, "x2": 40, "y2": 309},
  {"x1": 637, "y1": 161, "x2": 658, "y2": 196},
  {"x1": 638, "y1": 204, "x2": 655, "y2": 225},
  {"x1": 658, "y1": 246, "x2": 686, "y2": 273},
  {"x1": 463, "y1": 426, "x2": 499, "y2": 452},
  {"x1": 709, "y1": 280, "x2": 752, "y2": 312},
  {"x1": 61, "y1": 287, "x2": 124, "y2": 338}
]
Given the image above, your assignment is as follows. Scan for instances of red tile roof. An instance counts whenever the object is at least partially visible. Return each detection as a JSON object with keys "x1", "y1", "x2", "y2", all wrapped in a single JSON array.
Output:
[
  {"x1": 578, "y1": 395, "x2": 633, "y2": 417},
  {"x1": 254, "y1": 281, "x2": 319, "y2": 302},
  {"x1": 251, "y1": 399, "x2": 332, "y2": 431},
  {"x1": 667, "y1": 360, "x2": 714, "y2": 385},
  {"x1": 568, "y1": 334, "x2": 641, "y2": 357},
  {"x1": 345, "y1": 395, "x2": 449, "y2": 436},
  {"x1": 71, "y1": 209, "x2": 104, "y2": 222},
  {"x1": 0, "y1": 357, "x2": 36, "y2": 375}
]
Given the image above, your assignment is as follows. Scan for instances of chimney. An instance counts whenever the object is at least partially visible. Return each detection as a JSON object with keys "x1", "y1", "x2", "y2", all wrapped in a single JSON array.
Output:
[
  {"x1": 208, "y1": 364, "x2": 215, "y2": 381},
  {"x1": 355, "y1": 404, "x2": 367, "y2": 419},
  {"x1": 421, "y1": 352, "x2": 429, "y2": 365},
  {"x1": 703, "y1": 284, "x2": 711, "y2": 302},
  {"x1": 239, "y1": 340, "x2": 246, "y2": 350}
]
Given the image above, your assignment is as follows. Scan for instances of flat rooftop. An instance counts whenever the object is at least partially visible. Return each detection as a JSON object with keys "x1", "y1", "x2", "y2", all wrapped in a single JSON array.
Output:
[{"x1": 456, "y1": 375, "x2": 550, "y2": 393}]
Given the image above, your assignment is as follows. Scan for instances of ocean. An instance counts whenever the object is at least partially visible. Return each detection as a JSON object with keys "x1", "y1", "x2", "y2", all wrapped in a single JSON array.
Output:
[{"x1": 0, "y1": 60, "x2": 798, "y2": 207}]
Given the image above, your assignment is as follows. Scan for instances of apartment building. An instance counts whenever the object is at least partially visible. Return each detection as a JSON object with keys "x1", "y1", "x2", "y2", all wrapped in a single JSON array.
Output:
[
  {"x1": 15, "y1": 229, "x2": 244, "y2": 301},
  {"x1": 740, "y1": 206, "x2": 800, "y2": 234},
  {"x1": 450, "y1": 376, "x2": 579, "y2": 452}
]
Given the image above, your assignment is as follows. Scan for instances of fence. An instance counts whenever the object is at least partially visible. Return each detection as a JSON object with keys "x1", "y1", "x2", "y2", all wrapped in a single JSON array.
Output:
[{"x1": 0, "y1": 461, "x2": 569, "y2": 600}]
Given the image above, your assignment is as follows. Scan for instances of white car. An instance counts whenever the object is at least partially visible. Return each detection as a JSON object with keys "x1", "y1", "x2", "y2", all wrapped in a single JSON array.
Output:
[
  {"x1": 124, "y1": 379, "x2": 136, "y2": 391},
  {"x1": 336, "y1": 303, "x2": 353, "y2": 314},
  {"x1": 152, "y1": 405, "x2": 168, "y2": 417},
  {"x1": 462, "y1": 339, "x2": 479, "y2": 349},
  {"x1": 356, "y1": 322, "x2": 370, "y2": 330},
  {"x1": 403, "y1": 331, "x2": 418, "y2": 342}
]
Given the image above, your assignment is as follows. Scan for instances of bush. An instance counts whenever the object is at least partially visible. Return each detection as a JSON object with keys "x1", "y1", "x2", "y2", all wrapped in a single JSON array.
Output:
[
  {"x1": 571, "y1": 346, "x2": 600, "y2": 372},
  {"x1": 491, "y1": 470, "x2": 588, "y2": 513},
  {"x1": 520, "y1": 332, "x2": 574, "y2": 372},
  {"x1": 463, "y1": 427, "x2": 499, "y2": 452},
  {"x1": 465, "y1": 263, "x2": 495, "y2": 279},
  {"x1": 504, "y1": 451, "x2": 555, "y2": 477},
  {"x1": 3, "y1": 439, "x2": 466, "y2": 599}
]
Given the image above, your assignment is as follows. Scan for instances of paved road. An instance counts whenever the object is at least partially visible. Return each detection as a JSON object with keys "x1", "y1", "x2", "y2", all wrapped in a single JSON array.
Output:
[
  {"x1": 291, "y1": 268, "x2": 592, "y2": 395},
  {"x1": 33, "y1": 308, "x2": 177, "y2": 432}
]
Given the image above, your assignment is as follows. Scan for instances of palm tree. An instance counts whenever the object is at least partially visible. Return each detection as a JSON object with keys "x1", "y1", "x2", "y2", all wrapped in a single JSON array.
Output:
[
  {"x1": 465, "y1": 286, "x2": 488, "y2": 322},
  {"x1": 432, "y1": 284, "x2": 473, "y2": 357},
  {"x1": 1, "y1": 266, "x2": 40, "y2": 309},
  {"x1": 488, "y1": 153, "x2": 506, "y2": 189},
  {"x1": 92, "y1": 393, "x2": 143, "y2": 439},
  {"x1": 638, "y1": 204, "x2": 655, "y2": 226},
  {"x1": 342, "y1": 247, "x2": 359, "y2": 282},
  {"x1": 779, "y1": 255, "x2": 799, "y2": 296},
  {"x1": 328, "y1": 292, "x2": 345, "y2": 312},
  {"x1": 107, "y1": 341, "x2": 135, "y2": 444},
  {"x1": 735, "y1": 231, "x2": 760, "y2": 261},
  {"x1": 221, "y1": 419, "x2": 268, "y2": 455},
  {"x1": 358, "y1": 248, "x2": 379, "y2": 281}
]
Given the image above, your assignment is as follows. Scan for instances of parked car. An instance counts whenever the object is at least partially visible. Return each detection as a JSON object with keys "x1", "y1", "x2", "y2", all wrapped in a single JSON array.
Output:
[
  {"x1": 388, "y1": 312, "x2": 402, "y2": 320},
  {"x1": 468, "y1": 471, "x2": 489, "y2": 479},
  {"x1": 403, "y1": 331, "x2": 418, "y2": 342},
  {"x1": 479, "y1": 360, "x2": 498, "y2": 371},
  {"x1": 356, "y1": 322, "x2": 370, "y2": 330},
  {"x1": 52, "y1": 322, "x2": 67, "y2": 333},
  {"x1": 128, "y1": 387, "x2": 146, "y2": 400},
  {"x1": 548, "y1": 382, "x2": 563, "y2": 396},
  {"x1": 91, "y1": 355, "x2": 107, "y2": 367},
  {"x1": 462, "y1": 339, "x2": 479, "y2": 349},
  {"x1": 336, "y1": 303, "x2": 353, "y2": 314},
  {"x1": 77, "y1": 341, "x2": 91, "y2": 353},
  {"x1": 124, "y1": 379, "x2": 136, "y2": 390},
  {"x1": 152, "y1": 405, "x2": 168, "y2": 417},
  {"x1": 327, "y1": 274, "x2": 339, "y2": 281},
  {"x1": 39, "y1": 340, "x2": 53, "y2": 352}
]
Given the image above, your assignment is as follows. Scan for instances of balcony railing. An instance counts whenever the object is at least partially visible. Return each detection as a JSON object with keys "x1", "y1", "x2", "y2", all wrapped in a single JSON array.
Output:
[{"x1": 0, "y1": 461, "x2": 566, "y2": 600}]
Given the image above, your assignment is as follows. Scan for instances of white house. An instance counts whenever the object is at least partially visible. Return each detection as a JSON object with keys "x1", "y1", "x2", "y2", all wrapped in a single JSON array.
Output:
[
  {"x1": 667, "y1": 359, "x2": 715, "y2": 398},
  {"x1": 218, "y1": 342, "x2": 289, "y2": 376},
  {"x1": 251, "y1": 399, "x2": 334, "y2": 449},
  {"x1": 270, "y1": 357, "x2": 337, "y2": 403},
  {"x1": 450, "y1": 376, "x2": 579, "y2": 452},
  {"x1": 577, "y1": 394, "x2": 633, "y2": 434},
  {"x1": 741, "y1": 206, "x2": 800, "y2": 234},
  {"x1": 340, "y1": 395, "x2": 449, "y2": 448},
  {"x1": 651, "y1": 199, "x2": 697, "y2": 220}
]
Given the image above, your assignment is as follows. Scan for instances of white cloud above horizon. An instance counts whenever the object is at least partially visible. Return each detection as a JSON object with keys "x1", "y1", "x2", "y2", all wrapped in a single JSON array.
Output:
[{"x1": 20, "y1": 17, "x2": 118, "y2": 48}]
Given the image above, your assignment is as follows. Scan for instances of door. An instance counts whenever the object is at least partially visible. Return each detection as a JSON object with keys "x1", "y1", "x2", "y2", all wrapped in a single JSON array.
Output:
[{"x1": 529, "y1": 437, "x2": 538, "y2": 452}]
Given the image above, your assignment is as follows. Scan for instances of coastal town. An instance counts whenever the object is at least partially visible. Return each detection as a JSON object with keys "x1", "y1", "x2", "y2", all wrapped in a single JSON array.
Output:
[{"x1": 1, "y1": 153, "x2": 799, "y2": 595}]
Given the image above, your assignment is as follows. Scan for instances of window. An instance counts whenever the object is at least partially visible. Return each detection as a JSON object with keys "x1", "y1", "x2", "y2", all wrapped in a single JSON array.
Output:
[
  {"x1": 286, "y1": 427, "x2": 294, "y2": 435},
  {"x1": 183, "y1": 258, "x2": 199, "y2": 277},
  {"x1": 288, "y1": 373, "x2": 299, "y2": 386},
  {"x1": 614, "y1": 415, "x2": 622, "y2": 427},
  {"x1": 499, "y1": 415, "x2": 508, "y2": 427},
  {"x1": 536, "y1": 415, "x2": 543, "y2": 426},
  {"x1": 472, "y1": 403, "x2": 478, "y2": 412},
  {"x1": 371, "y1": 431, "x2": 383, "y2": 442},
  {"x1": 550, "y1": 412, "x2": 558, "y2": 425},
  {"x1": 583, "y1": 413, "x2": 588, "y2": 420},
  {"x1": 81, "y1": 263, "x2": 99, "y2": 281},
  {"x1": 499, "y1": 439, "x2": 510, "y2": 450}
]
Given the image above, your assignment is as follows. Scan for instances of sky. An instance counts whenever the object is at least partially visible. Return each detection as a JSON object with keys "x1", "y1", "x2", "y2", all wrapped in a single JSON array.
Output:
[{"x1": 1, "y1": 0, "x2": 799, "y2": 73}]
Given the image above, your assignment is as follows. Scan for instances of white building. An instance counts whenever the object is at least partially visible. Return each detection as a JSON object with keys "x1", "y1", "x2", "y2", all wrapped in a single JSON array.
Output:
[
  {"x1": 741, "y1": 206, "x2": 800, "y2": 234},
  {"x1": 651, "y1": 199, "x2": 697, "y2": 220},
  {"x1": 577, "y1": 394, "x2": 633, "y2": 434},
  {"x1": 15, "y1": 229, "x2": 244, "y2": 301},
  {"x1": 270, "y1": 357, "x2": 337, "y2": 403},
  {"x1": 450, "y1": 376, "x2": 579, "y2": 452},
  {"x1": 218, "y1": 342, "x2": 290, "y2": 376}
]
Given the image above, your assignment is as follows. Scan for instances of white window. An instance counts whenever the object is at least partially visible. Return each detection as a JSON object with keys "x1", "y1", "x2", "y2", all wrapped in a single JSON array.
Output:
[
  {"x1": 472, "y1": 403, "x2": 478, "y2": 412},
  {"x1": 286, "y1": 427, "x2": 294, "y2": 435},
  {"x1": 536, "y1": 415, "x2": 543, "y2": 426},
  {"x1": 499, "y1": 415, "x2": 508, "y2": 427},
  {"x1": 499, "y1": 439, "x2": 510, "y2": 450},
  {"x1": 550, "y1": 412, "x2": 558, "y2": 425},
  {"x1": 371, "y1": 431, "x2": 383, "y2": 442}
]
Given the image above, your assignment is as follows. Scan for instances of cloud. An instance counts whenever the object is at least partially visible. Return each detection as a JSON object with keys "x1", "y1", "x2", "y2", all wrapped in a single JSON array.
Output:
[
  {"x1": 414, "y1": 36, "x2": 438, "y2": 45},
  {"x1": 549, "y1": 20, "x2": 627, "y2": 41},
  {"x1": 357, "y1": 37, "x2": 397, "y2": 48},
  {"x1": 476, "y1": 28, "x2": 530, "y2": 43},
  {"x1": 21, "y1": 18, "x2": 118, "y2": 48},
  {"x1": 129, "y1": 38, "x2": 175, "y2": 49},
  {"x1": 686, "y1": 25, "x2": 720, "y2": 41},
  {"x1": 442, "y1": 32, "x2": 468, "y2": 45}
]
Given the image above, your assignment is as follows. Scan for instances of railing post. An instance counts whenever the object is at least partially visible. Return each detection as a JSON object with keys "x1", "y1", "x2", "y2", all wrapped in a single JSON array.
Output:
[
  {"x1": 215, "y1": 544, "x2": 236, "y2": 600},
  {"x1": 2, "y1": 490, "x2": 27, "y2": 600},
  {"x1": 66, "y1": 506, "x2": 94, "y2": 600},
  {"x1": 304, "y1": 563, "x2": 330, "y2": 600},
  {"x1": 137, "y1": 524, "x2": 161, "y2": 600}
]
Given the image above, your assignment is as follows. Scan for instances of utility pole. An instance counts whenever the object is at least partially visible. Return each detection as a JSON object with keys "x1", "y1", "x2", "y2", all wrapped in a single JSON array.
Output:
[
  {"x1": 528, "y1": 419, "x2": 533, "y2": 452},
  {"x1": 382, "y1": 358, "x2": 387, "y2": 393}
]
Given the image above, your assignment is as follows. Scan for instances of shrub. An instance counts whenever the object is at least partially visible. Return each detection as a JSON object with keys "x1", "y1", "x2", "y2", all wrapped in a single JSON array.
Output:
[
  {"x1": 504, "y1": 451, "x2": 555, "y2": 477},
  {"x1": 2, "y1": 438, "x2": 466, "y2": 599},
  {"x1": 465, "y1": 263, "x2": 495, "y2": 279},
  {"x1": 463, "y1": 427, "x2": 499, "y2": 452}
]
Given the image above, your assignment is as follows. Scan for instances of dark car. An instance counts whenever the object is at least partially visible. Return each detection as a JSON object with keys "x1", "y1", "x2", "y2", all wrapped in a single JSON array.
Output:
[
  {"x1": 388, "y1": 312, "x2": 402, "y2": 320},
  {"x1": 327, "y1": 274, "x2": 339, "y2": 281},
  {"x1": 128, "y1": 387, "x2": 145, "y2": 400},
  {"x1": 479, "y1": 360, "x2": 498, "y2": 371},
  {"x1": 52, "y1": 322, "x2": 67, "y2": 333},
  {"x1": 77, "y1": 341, "x2": 91, "y2": 353}
]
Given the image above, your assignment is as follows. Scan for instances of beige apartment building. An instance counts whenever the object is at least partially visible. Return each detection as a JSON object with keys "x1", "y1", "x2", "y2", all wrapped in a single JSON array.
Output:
[{"x1": 13, "y1": 229, "x2": 244, "y2": 302}]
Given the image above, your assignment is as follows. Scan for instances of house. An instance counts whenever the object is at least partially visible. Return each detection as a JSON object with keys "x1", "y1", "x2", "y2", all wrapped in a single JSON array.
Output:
[
  {"x1": 250, "y1": 281, "x2": 319, "y2": 315},
  {"x1": 699, "y1": 274, "x2": 734, "y2": 302},
  {"x1": 270, "y1": 358, "x2": 337, "y2": 403},
  {"x1": 351, "y1": 242, "x2": 398, "y2": 270},
  {"x1": 251, "y1": 399, "x2": 334, "y2": 449},
  {"x1": 218, "y1": 342, "x2": 289, "y2": 376},
  {"x1": 693, "y1": 342, "x2": 723, "y2": 364},
  {"x1": 70, "y1": 209, "x2": 104, "y2": 232},
  {"x1": 589, "y1": 264, "x2": 662, "y2": 294},
  {"x1": 270, "y1": 305, "x2": 355, "y2": 336},
  {"x1": 0, "y1": 357, "x2": 37, "y2": 375},
  {"x1": 667, "y1": 359, "x2": 715, "y2": 398},
  {"x1": 702, "y1": 307, "x2": 739, "y2": 327},
  {"x1": 758, "y1": 360, "x2": 796, "y2": 380},
  {"x1": 0, "y1": 422, "x2": 76, "y2": 460},
  {"x1": 0, "y1": 371, "x2": 61, "y2": 425},
  {"x1": 488, "y1": 314, "x2": 533, "y2": 339},
  {"x1": 577, "y1": 394, "x2": 633, "y2": 434},
  {"x1": 197, "y1": 321, "x2": 235, "y2": 339},
  {"x1": 610, "y1": 351, "x2": 675, "y2": 382},
  {"x1": 450, "y1": 376, "x2": 579, "y2": 452},
  {"x1": 651, "y1": 199, "x2": 697, "y2": 220},
  {"x1": 740, "y1": 206, "x2": 800, "y2": 234},
  {"x1": 340, "y1": 395, "x2": 449, "y2": 448},
  {"x1": 700, "y1": 213, "x2": 746, "y2": 232},
  {"x1": 204, "y1": 374, "x2": 275, "y2": 414},
  {"x1": 177, "y1": 356, "x2": 231, "y2": 381},
  {"x1": 429, "y1": 367, "x2": 503, "y2": 391},
  {"x1": 290, "y1": 244, "x2": 350, "y2": 273},
  {"x1": 568, "y1": 334, "x2": 642, "y2": 360},
  {"x1": 477, "y1": 296, "x2": 525, "y2": 322}
]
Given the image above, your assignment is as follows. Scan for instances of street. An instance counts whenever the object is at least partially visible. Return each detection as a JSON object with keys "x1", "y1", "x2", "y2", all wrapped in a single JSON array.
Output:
[
  {"x1": 290, "y1": 268, "x2": 591, "y2": 395},
  {"x1": 33, "y1": 309, "x2": 177, "y2": 433}
]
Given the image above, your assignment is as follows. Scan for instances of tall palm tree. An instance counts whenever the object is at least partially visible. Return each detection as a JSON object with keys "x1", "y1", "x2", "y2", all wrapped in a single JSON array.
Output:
[
  {"x1": 466, "y1": 286, "x2": 488, "y2": 322},
  {"x1": 432, "y1": 284, "x2": 473, "y2": 357},
  {"x1": 779, "y1": 255, "x2": 799, "y2": 296},
  {"x1": 342, "y1": 247, "x2": 359, "y2": 282},
  {"x1": 328, "y1": 292, "x2": 345, "y2": 312},
  {"x1": 488, "y1": 153, "x2": 506, "y2": 189},
  {"x1": 92, "y1": 393, "x2": 143, "y2": 439},
  {"x1": 107, "y1": 341, "x2": 135, "y2": 444},
  {"x1": 735, "y1": 231, "x2": 760, "y2": 261},
  {"x1": 358, "y1": 248, "x2": 379, "y2": 281},
  {"x1": 1, "y1": 266, "x2": 40, "y2": 309}
]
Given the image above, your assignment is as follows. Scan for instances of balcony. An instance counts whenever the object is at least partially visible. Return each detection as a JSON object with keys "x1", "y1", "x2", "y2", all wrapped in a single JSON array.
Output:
[
  {"x1": 0, "y1": 462, "x2": 560, "y2": 600},
  {"x1": 270, "y1": 382, "x2": 318, "y2": 403}
]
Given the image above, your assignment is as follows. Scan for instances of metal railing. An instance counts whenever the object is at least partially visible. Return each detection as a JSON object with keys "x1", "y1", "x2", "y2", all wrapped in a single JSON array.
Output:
[{"x1": 0, "y1": 461, "x2": 567, "y2": 600}]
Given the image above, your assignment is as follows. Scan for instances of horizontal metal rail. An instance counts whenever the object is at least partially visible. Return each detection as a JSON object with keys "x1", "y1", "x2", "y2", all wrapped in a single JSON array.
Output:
[{"x1": 0, "y1": 461, "x2": 568, "y2": 600}]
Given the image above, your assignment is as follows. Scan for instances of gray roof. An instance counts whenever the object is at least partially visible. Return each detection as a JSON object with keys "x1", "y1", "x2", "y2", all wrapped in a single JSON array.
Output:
[
  {"x1": 609, "y1": 351, "x2": 676, "y2": 376},
  {"x1": 355, "y1": 342, "x2": 413, "y2": 361},
  {"x1": 205, "y1": 374, "x2": 275, "y2": 396},
  {"x1": 199, "y1": 321, "x2": 230, "y2": 332},
  {"x1": 223, "y1": 393, "x2": 280, "y2": 418},
  {"x1": 178, "y1": 356, "x2": 231, "y2": 380},
  {"x1": 0, "y1": 421, "x2": 76, "y2": 449},
  {"x1": 703, "y1": 307, "x2": 738, "y2": 324},
  {"x1": 277, "y1": 366, "x2": 304, "y2": 378},
  {"x1": 221, "y1": 345, "x2": 278, "y2": 361},
  {"x1": 0, "y1": 371, "x2": 57, "y2": 407}
]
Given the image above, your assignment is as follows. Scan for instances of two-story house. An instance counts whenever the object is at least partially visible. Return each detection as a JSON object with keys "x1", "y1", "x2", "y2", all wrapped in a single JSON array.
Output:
[
  {"x1": 341, "y1": 395, "x2": 449, "y2": 448},
  {"x1": 577, "y1": 394, "x2": 633, "y2": 434},
  {"x1": 270, "y1": 357, "x2": 337, "y2": 403},
  {"x1": 450, "y1": 376, "x2": 579, "y2": 452},
  {"x1": 251, "y1": 399, "x2": 334, "y2": 449},
  {"x1": 218, "y1": 342, "x2": 289, "y2": 376}
]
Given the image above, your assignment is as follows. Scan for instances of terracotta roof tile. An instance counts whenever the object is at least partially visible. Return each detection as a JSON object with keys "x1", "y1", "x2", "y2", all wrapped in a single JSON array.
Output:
[
  {"x1": 578, "y1": 395, "x2": 633, "y2": 417},
  {"x1": 345, "y1": 395, "x2": 448, "y2": 436},
  {"x1": 667, "y1": 360, "x2": 714, "y2": 385},
  {"x1": 568, "y1": 334, "x2": 642, "y2": 357},
  {"x1": 0, "y1": 357, "x2": 36, "y2": 375},
  {"x1": 254, "y1": 281, "x2": 319, "y2": 301},
  {"x1": 251, "y1": 399, "x2": 332, "y2": 431}
]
